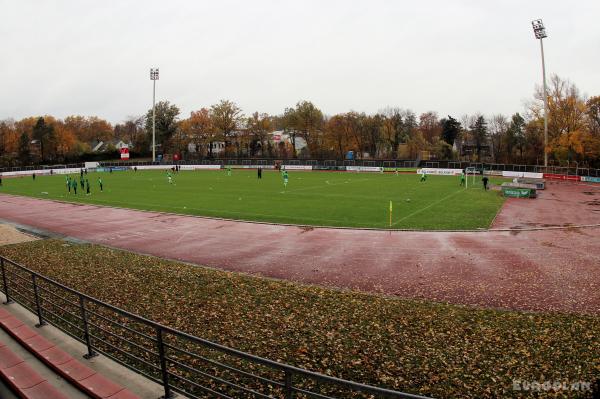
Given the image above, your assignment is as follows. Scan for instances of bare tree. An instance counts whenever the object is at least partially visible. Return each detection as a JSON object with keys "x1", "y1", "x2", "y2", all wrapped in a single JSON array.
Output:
[
  {"x1": 488, "y1": 114, "x2": 509, "y2": 163},
  {"x1": 468, "y1": 114, "x2": 488, "y2": 162},
  {"x1": 379, "y1": 107, "x2": 404, "y2": 158},
  {"x1": 418, "y1": 111, "x2": 442, "y2": 144},
  {"x1": 246, "y1": 112, "x2": 272, "y2": 157}
]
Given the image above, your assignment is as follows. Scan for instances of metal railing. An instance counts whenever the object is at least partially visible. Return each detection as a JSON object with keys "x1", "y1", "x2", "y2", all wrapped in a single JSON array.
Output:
[
  {"x1": 98, "y1": 159, "x2": 420, "y2": 169},
  {"x1": 97, "y1": 159, "x2": 599, "y2": 176},
  {"x1": 0, "y1": 256, "x2": 429, "y2": 399},
  {"x1": 4, "y1": 159, "x2": 596, "y2": 178}
]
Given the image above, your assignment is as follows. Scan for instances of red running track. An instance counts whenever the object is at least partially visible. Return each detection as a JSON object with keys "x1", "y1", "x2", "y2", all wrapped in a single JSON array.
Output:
[{"x1": 0, "y1": 181, "x2": 599, "y2": 315}]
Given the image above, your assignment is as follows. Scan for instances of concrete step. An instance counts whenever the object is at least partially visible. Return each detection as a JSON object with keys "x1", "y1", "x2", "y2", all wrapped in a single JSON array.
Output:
[
  {"x1": 0, "y1": 325, "x2": 83, "y2": 398},
  {"x1": 0, "y1": 293, "x2": 165, "y2": 399}
]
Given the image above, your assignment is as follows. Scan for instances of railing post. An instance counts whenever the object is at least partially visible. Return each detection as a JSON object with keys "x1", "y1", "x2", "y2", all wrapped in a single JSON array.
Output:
[
  {"x1": 284, "y1": 370, "x2": 294, "y2": 399},
  {"x1": 156, "y1": 327, "x2": 173, "y2": 398},
  {"x1": 1, "y1": 258, "x2": 14, "y2": 304},
  {"x1": 79, "y1": 295, "x2": 97, "y2": 359},
  {"x1": 32, "y1": 274, "x2": 46, "y2": 327}
]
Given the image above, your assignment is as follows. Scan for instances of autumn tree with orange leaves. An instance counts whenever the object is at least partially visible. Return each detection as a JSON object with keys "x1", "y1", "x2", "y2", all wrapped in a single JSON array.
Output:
[
  {"x1": 529, "y1": 74, "x2": 599, "y2": 164},
  {"x1": 1, "y1": 74, "x2": 599, "y2": 167},
  {"x1": 179, "y1": 109, "x2": 215, "y2": 157}
]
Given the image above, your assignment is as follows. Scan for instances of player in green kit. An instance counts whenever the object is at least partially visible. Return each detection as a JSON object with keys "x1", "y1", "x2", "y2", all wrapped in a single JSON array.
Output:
[
  {"x1": 167, "y1": 172, "x2": 173, "y2": 184},
  {"x1": 283, "y1": 170, "x2": 289, "y2": 188},
  {"x1": 66, "y1": 176, "x2": 71, "y2": 193},
  {"x1": 420, "y1": 171, "x2": 427, "y2": 182},
  {"x1": 226, "y1": 166, "x2": 232, "y2": 176},
  {"x1": 460, "y1": 172, "x2": 465, "y2": 186},
  {"x1": 71, "y1": 178, "x2": 78, "y2": 194},
  {"x1": 98, "y1": 178, "x2": 103, "y2": 192}
]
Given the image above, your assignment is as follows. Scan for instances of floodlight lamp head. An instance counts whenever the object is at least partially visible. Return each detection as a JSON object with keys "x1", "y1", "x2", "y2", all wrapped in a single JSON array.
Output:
[
  {"x1": 531, "y1": 19, "x2": 547, "y2": 39},
  {"x1": 150, "y1": 68, "x2": 160, "y2": 80}
]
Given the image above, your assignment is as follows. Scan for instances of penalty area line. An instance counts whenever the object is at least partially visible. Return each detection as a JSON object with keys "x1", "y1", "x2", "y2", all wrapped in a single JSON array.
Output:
[
  {"x1": 283, "y1": 177, "x2": 374, "y2": 194},
  {"x1": 391, "y1": 189, "x2": 465, "y2": 226}
]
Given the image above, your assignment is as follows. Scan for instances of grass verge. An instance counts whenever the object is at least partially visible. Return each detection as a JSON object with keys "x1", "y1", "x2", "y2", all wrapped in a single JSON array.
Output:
[{"x1": 0, "y1": 239, "x2": 598, "y2": 398}]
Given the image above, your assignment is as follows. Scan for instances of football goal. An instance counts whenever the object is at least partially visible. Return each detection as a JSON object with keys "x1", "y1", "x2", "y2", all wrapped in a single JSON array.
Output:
[{"x1": 465, "y1": 166, "x2": 480, "y2": 189}]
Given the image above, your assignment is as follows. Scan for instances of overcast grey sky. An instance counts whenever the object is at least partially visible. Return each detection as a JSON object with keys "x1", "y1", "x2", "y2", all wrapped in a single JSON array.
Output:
[{"x1": 1, "y1": 0, "x2": 598, "y2": 124}]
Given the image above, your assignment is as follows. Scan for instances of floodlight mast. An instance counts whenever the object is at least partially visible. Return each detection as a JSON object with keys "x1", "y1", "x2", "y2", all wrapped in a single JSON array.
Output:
[
  {"x1": 150, "y1": 68, "x2": 159, "y2": 162},
  {"x1": 532, "y1": 19, "x2": 548, "y2": 167}
]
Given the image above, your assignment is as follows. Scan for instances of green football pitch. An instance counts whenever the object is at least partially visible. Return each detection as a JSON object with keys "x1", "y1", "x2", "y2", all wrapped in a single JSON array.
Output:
[{"x1": 0, "y1": 170, "x2": 506, "y2": 230}]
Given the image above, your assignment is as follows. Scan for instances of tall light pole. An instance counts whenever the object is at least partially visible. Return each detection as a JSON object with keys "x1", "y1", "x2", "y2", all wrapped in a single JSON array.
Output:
[
  {"x1": 531, "y1": 19, "x2": 549, "y2": 167},
  {"x1": 150, "y1": 68, "x2": 159, "y2": 162}
]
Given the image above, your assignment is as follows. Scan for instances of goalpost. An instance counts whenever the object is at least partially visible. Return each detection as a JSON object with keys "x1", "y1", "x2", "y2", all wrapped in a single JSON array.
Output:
[{"x1": 465, "y1": 167, "x2": 479, "y2": 189}]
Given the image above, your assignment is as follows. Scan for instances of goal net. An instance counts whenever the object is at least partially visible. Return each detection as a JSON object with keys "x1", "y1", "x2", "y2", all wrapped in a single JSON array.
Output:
[{"x1": 465, "y1": 167, "x2": 480, "y2": 188}]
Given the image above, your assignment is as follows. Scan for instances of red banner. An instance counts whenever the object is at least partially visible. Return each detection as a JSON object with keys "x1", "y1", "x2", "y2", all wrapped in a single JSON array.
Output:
[
  {"x1": 120, "y1": 147, "x2": 129, "y2": 160},
  {"x1": 543, "y1": 173, "x2": 580, "y2": 181}
]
